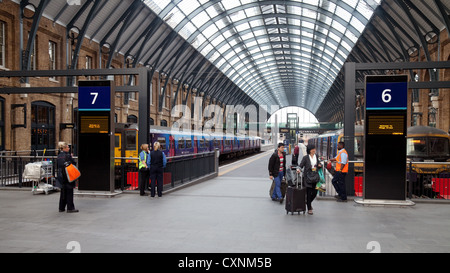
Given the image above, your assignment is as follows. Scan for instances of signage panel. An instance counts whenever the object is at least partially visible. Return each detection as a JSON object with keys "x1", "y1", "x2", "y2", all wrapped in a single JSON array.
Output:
[
  {"x1": 363, "y1": 75, "x2": 408, "y2": 202},
  {"x1": 78, "y1": 85, "x2": 111, "y2": 111},
  {"x1": 79, "y1": 116, "x2": 109, "y2": 134},
  {"x1": 366, "y1": 76, "x2": 407, "y2": 110},
  {"x1": 77, "y1": 80, "x2": 115, "y2": 192},
  {"x1": 367, "y1": 115, "x2": 406, "y2": 135}
]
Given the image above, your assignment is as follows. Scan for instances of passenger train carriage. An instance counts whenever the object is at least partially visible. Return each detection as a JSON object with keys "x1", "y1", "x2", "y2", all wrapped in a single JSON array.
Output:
[
  {"x1": 309, "y1": 125, "x2": 450, "y2": 197},
  {"x1": 114, "y1": 124, "x2": 261, "y2": 163}
]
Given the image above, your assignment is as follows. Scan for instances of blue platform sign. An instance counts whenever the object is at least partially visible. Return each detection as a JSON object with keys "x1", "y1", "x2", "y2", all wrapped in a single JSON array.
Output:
[
  {"x1": 78, "y1": 85, "x2": 111, "y2": 111},
  {"x1": 366, "y1": 79, "x2": 407, "y2": 111}
]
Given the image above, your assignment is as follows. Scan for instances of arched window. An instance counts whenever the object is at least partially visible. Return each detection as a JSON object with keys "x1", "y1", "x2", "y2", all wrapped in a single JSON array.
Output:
[
  {"x1": 127, "y1": 115, "x2": 138, "y2": 124},
  {"x1": 160, "y1": 119, "x2": 167, "y2": 127},
  {"x1": 31, "y1": 101, "x2": 55, "y2": 151}
]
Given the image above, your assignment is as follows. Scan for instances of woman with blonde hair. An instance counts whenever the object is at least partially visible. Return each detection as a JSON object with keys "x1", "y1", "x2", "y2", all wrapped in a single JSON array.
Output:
[
  {"x1": 149, "y1": 141, "x2": 167, "y2": 197},
  {"x1": 57, "y1": 142, "x2": 78, "y2": 213},
  {"x1": 139, "y1": 143, "x2": 151, "y2": 196}
]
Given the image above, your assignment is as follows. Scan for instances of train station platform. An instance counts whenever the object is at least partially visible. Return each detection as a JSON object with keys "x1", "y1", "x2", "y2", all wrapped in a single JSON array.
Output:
[{"x1": 1, "y1": 150, "x2": 450, "y2": 254}]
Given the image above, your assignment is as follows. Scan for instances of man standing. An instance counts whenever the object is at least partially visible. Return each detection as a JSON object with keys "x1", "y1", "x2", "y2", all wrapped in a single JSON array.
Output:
[
  {"x1": 329, "y1": 141, "x2": 348, "y2": 202},
  {"x1": 268, "y1": 143, "x2": 286, "y2": 203}
]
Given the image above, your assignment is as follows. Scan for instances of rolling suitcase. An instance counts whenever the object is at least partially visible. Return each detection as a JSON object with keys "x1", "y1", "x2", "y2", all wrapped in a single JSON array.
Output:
[{"x1": 285, "y1": 168, "x2": 306, "y2": 215}]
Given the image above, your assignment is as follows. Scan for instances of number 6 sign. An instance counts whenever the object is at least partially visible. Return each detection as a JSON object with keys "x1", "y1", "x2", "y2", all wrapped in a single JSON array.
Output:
[{"x1": 365, "y1": 76, "x2": 407, "y2": 111}]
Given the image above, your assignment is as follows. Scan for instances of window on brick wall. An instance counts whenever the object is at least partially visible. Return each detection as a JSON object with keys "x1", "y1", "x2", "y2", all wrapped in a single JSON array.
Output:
[
  {"x1": 49, "y1": 41, "x2": 57, "y2": 79},
  {"x1": 0, "y1": 21, "x2": 5, "y2": 68}
]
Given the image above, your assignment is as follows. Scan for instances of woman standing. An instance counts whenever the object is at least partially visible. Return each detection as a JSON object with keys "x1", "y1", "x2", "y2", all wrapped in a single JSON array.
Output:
[
  {"x1": 139, "y1": 144, "x2": 151, "y2": 196},
  {"x1": 299, "y1": 144, "x2": 322, "y2": 215},
  {"x1": 150, "y1": 141, "x2": 167, "y2": 197},
  {"x1": 57, "y1": 142, "x2": 78, "y2": 213}
]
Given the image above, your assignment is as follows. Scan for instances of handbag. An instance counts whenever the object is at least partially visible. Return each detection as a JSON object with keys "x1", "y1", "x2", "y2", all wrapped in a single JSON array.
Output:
[
  {"x1": 316, "y1": 168, "x2": 326, "y2": 192},
  {"x1": 64, "y1": 162, "x2": 81, "y2": 183},
  {"x1": 326, "y1": 161, "x2": 336, "y2": 176},
  {"x1": 306, "y1": 169, "x2": 320, "y2": 184}
]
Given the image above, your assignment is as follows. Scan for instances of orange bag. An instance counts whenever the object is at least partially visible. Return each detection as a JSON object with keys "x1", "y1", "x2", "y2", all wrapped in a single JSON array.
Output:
[{"x1": 65, "y1": 163, "x2": 81, "y2": 183}]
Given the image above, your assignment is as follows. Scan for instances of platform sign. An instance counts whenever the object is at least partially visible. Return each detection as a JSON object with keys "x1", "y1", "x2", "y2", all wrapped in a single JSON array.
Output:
[
  {"x1": 363, "y1": 75, "x2": 408, "y2": 201},
  {"x1": 79, "y1": 85, "x2": 111, "y2": 111},
  {"x1": 77, "y1": 80, "x2": 115, "y2": 192}
]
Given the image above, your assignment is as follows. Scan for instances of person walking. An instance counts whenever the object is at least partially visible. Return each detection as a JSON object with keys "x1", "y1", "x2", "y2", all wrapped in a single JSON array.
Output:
[
  {"x1": 149, "y1": 141, "x2": 167, "y2": 197},
  {"x1": 139, "y1": 144, "x2": 151, "y2": 196},
  {"x1": 268, "y1": 143, "x2": 286, "y2": 203},
  {"x1": 57, "y1": 142, "x2": 78, "y2": 213},
  {"x1": 292, "y1": 144, "x2": 299, "y2": 166},
  {"x1": 329, "y1": 141, "x2": 348, "y2": 202},
  {"x1": 299, "y1": 144, "x2": 322, "y2": 215}
]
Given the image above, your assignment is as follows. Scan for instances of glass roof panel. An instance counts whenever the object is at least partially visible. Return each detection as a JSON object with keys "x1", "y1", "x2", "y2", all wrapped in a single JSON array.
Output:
[{"x1": 144, "y1": 0, "x2": 380, "y2": 112}]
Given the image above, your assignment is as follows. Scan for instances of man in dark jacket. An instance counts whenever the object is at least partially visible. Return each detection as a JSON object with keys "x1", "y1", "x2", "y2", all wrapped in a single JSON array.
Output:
[
  {"x1": 57, "y1": 142, "x2": 78, "y2": 213},
  {"x1": 268, "y1": 143, "x2": 286, "y2": 203}
]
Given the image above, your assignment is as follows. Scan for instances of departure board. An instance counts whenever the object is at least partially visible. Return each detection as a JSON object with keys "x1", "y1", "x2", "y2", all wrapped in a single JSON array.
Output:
[
  {"x1": 367, "y1": 115, "x2": 405, "y2": 135},
  {"x1": 80, "y1": 116, "x2": 109, "y2": 134}
]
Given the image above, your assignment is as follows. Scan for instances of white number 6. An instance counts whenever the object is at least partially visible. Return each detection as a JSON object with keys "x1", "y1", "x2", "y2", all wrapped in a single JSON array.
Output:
[{"x1": 382, "y1": 89, "x2": 392, "y2": 103}]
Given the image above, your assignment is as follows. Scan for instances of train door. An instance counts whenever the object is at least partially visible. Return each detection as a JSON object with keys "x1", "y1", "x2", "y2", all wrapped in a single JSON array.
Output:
[
  {"x1": 114, "y1": 133, "x2": 122, "y2": 165},
  {"x1": 169, "y1": 135, "x2": 175, "y2": 157},
  {"x1": 194, "y1": 135, "x2": 198, "y2": 154}
]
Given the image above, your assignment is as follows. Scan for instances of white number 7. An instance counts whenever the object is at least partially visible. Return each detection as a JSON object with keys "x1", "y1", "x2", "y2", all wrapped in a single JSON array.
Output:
[{"x1": 90, "y1": 92, "x2": 98, "y2": 104}]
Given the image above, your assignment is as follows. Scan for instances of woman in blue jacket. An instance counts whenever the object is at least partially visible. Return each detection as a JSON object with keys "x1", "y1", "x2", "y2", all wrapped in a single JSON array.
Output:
[{"x1": 150, "y1": 141, "x2": 167, "y2": 197}]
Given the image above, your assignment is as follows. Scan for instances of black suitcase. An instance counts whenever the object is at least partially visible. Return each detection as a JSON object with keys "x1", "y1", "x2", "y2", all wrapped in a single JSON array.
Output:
[{"x1": 285, "y1": 170, "x2": 306, "y2": 215}]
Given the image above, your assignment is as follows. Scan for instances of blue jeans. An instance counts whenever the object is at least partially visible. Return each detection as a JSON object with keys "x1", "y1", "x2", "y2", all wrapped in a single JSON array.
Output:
[{"x1": 272, "y1": 171, "x2": 284, "y2": 199}]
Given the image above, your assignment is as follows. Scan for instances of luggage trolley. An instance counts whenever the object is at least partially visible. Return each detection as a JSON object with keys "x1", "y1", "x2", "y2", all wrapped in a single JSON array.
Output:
[{"x1": 23, "y1": 160, "x2": 56, "y2": 195}]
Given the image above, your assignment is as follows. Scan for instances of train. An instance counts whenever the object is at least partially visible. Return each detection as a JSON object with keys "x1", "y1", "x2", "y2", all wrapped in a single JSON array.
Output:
[
  {"x1": 114, "y1": 123, "x2": 262, "y2": 164},
  {"x1": 308, "y1": 125, "x2": 364, "y2": 174},
  {"x1": 308, "y1": 125, "x2": 450, "y2": 197}
]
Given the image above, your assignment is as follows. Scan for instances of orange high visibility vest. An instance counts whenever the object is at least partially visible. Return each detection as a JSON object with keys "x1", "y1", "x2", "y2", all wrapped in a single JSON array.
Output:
[{"x1": 336, "y1": 149, "x2": 348, "y2": 173}]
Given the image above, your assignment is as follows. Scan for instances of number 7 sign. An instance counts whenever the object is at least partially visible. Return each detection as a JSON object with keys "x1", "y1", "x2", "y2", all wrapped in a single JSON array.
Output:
[{"x1": 78, "y1": 82, "x2": 112, "y2": 111}]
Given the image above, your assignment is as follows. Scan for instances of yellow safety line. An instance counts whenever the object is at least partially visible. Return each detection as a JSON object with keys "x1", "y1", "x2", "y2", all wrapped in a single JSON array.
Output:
[{"x1": 218, "y1": 151, "x2": 272, "y2": 177}]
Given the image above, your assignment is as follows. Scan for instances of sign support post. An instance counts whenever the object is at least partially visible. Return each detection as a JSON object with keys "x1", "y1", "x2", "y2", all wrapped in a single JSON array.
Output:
[
  {"x1": 355, "y1": 75, "x2": 414, "y2": 206},
  {"x1": 77, "y1": 80, "x2": 116, "y2": 195}
]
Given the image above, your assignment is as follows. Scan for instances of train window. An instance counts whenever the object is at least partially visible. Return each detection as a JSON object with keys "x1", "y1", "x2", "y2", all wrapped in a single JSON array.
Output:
[
  {"x1": 186, "y1": 138, "x2": 192, "y2": 149},
  {"x1": 178, "y1": 138, "x2": 185, "y2": 149},
  {"x1": 200, "y1": 139, "x2": 205, "y2": 148},
  {"x1": 429, "y1": 138, "x2": 449, "y2": 156},
  {"x1": 115, "y1": 135, "x2": 121, "y2": 148},
  {"x1": 213, "y1": 138, "x2": 220, "y2": 147},
  {"x1": 407, "y1": 138, "x2": 427, "y2": 156},
  {"x1": 157, "y1": 137, "x2": 166, "y2": 150},
  {"x1": 125, "y1": 131, "x2": 136, "y2": 150}
]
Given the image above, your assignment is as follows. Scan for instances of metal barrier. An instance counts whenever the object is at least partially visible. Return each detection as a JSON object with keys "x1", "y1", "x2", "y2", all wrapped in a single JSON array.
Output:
[
  {"x1": 320, "y1": 161, "x2": 450, "y2": 201},
  {"x1": 115, "y1": 150, "x2": 218, "y2": 192},
  {"x1": 1, "y1": 150, "x2": 218, "y2": 192},
  {"x1": 0, "y1": 155, "x2": 59, "y2": 188}
]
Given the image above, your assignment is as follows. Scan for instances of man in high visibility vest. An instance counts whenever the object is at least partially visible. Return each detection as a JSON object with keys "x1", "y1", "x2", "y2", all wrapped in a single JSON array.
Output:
[{"x1": 329, "y1": 141, "x2": 348, "y2": 202}]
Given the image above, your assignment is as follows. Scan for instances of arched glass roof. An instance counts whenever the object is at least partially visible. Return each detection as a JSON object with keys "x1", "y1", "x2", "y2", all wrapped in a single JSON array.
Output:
[{"x1": 144, "y1": 0, "x2": 380, "y2": 113}]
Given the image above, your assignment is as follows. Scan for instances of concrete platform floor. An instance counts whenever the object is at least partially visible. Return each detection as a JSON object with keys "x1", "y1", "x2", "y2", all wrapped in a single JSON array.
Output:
[{"x1": 1, "y1": 150, "x2": 450, "y2": 253}]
